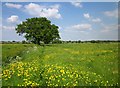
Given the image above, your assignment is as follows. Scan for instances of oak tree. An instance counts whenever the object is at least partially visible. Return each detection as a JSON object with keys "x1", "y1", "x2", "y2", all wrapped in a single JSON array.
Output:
[{"x1": 15, "y1": 17, "x2": 60, "y2": 45}]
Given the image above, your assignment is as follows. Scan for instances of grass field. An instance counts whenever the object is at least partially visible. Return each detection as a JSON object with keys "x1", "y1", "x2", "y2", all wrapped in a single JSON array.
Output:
[{"x1": 1, "y1": 43, "x2": 118, "y2": 86}]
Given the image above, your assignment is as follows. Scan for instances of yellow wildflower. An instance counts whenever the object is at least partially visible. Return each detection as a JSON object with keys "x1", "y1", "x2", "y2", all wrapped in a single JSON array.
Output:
[{"x1": 60, "y1": 69, "x2": 65, "y2": 74}]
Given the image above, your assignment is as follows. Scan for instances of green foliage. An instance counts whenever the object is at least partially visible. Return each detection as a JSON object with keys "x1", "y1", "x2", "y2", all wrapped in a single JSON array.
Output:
[
  {"x1": 2, "y1": 44, "x2": 34, "y2": 65},
  {"x1": 15, "y1": 17, "x2": 60, "y2": 45},
  {"x1": 2, "y1": 43, "x2": 119, "y2": 86}
]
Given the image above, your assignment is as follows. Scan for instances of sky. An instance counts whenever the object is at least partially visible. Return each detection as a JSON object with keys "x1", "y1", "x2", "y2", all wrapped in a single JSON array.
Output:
[{"x1": 1, "y1": 2, "x2": 119, "y2": 41}]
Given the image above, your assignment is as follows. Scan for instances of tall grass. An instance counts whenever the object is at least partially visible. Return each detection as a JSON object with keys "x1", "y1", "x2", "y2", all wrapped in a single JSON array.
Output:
[{"x1": 2, "y1": 43, "x2": 118, "y2": 86}]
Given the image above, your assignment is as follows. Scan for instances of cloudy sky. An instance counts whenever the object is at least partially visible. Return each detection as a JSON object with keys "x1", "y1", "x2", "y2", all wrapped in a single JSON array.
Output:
[{"x1": 1, "y1": 2, "x2": 118, "y2": 41}]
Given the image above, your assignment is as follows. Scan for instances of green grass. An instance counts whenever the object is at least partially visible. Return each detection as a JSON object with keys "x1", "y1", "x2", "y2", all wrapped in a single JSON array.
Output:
[
  {"x1": 2, "y1": 43, "x2": 118, "y2": 86},
  {"x1": 2, "y1": 44, "x2": 34, "y2": 65}
]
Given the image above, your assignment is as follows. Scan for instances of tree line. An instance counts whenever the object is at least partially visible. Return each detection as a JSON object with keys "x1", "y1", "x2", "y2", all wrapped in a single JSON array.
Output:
[{"x1": 1, "y1": 40, "x2": 120, "y2": 44}]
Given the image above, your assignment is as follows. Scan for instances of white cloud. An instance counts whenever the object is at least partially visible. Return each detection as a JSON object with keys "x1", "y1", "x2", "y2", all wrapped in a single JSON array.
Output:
[
  {"x1": 59, "y1": 23, "x2": 92, "y2": 41},
  {"x1": 7, "y1": 15, "x2": 19, "y2": 23},
  {"x1": 5, "y1": 3, "x2": 22, "y2": 9},
  {"x1": 71, "y1": 2, "x2": 82, "y2": 8},
  {"x1": 104, "y1": 9, "x2": 118, "y2": 18},
  {"x1": 69, "y1": 23, "x2": 92, "y2": 31},
  {"x1": 2, "y1": 26, "x2": 15, "y2": 30},
  {"x1": 24, "y1": 3, "x2": 61, "y2": 19},
  {"x1": 101, "y1": 24, "x2": 118, "y2": 33},
  {"x1": 60, "y1": 23, "x2": 118, "y2": 41},
  {"x1": 92, "y1": 18, "x2": 101, "y2": 23},
  {"x1": 83, "y1": 13, "x2": 90, "y2": 19},
  {"x1": 83, "y1": 13, "x2": 101, "y2": 23}
]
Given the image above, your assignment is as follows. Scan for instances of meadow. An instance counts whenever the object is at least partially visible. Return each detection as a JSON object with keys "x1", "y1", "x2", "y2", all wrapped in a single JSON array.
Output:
[{"x1": 1, "y1": 43, "x2": 119, "y2": 86}]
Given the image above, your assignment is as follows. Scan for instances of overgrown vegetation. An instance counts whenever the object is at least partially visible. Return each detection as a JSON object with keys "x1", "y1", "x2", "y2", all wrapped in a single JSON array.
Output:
[
  {"x1": 2, "y1": 43, "x2": 118, "y2": 86},
  {"x1": 2, "y1": 44, "x2": 34, "y2": 65}
]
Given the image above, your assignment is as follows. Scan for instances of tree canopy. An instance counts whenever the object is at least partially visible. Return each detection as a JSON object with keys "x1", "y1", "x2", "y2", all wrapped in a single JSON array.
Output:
[{"x1": 15, "y1": 17, "x2": 60, "y2": 45}]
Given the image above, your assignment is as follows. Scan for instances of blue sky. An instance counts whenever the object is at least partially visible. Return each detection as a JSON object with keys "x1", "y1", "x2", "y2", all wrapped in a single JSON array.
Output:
[{"x1": 1, "y1": 2, "x2": 118, "y2": 41}]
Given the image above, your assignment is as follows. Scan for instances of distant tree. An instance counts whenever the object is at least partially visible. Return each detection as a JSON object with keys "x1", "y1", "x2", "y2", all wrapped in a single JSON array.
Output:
[
  {"x1": 15, "y1": 17, "x2": 60, "y2": 45},
  {"x1": 75, "y1": 41, "x2": 78, "y2": 43},
  {"x1": 68, "y1": 40, "x2": 71, "y2": 43},
  {"x1": 78, "y1": 40, "x2": 81, "y2": 43},
  {"x1": 22, "y1": 40, "x2": 26, "y2": 44},
  {"x1": 12, "y1": 41, "x2": 15, "y2": 43},
  {"x1": 91, "y1": 40, "x2": 96, "y2": 43},
  {"x1": 71, "y1": 41, "x2": 74, "y2": 43}
]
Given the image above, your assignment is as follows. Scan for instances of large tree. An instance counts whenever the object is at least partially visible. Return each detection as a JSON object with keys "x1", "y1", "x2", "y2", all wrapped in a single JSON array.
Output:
[{"x1": 15, "y1": 17, "x2": 60, "y2": 45}]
